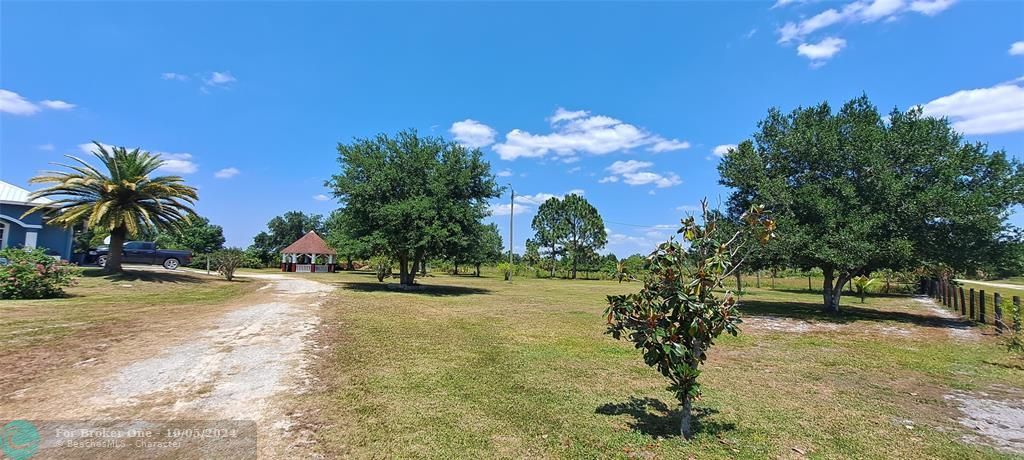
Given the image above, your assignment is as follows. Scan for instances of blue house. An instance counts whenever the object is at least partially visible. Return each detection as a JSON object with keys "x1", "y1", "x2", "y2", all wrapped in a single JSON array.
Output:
[{"x1": 0, "y1": 180, "x2": 75, "y2": 260}]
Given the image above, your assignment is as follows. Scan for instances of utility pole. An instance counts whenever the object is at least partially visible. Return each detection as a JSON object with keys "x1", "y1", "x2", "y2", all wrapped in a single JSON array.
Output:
[{"x1": 508, "y1": 185, "x2": 514, "y2": 281}]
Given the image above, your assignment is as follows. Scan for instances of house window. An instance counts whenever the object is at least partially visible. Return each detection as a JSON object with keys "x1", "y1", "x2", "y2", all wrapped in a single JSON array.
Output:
[{"x1": 0, "y1": 221, "x2": 6, "y2": 250}]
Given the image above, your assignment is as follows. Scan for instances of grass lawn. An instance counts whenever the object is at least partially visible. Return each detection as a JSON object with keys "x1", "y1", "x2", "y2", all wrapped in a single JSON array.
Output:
[
  {"x1": 297, "y1": 271, "x2": 1023, "y2": 459},
  {"x1": 0, "y1": 267, "x2": 260, "y2": 395}
]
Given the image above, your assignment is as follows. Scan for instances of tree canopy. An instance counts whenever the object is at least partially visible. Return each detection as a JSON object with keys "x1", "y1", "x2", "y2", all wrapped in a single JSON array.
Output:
[
  {"x1": 719, "y1": 95, "x2": 1024, "y2": 312},
  {"x1": 531, "y1": 194, "x2": 607, "y2": 279},
  {"x1": 325, "y1": 130, "x2": 500, "y2": 285},
  {"x1": 248, "y1": 211, "x2": 324, "y2": 266},
  {"x1": 153, "y1": 217, "x2": 226, "y2": 255}
]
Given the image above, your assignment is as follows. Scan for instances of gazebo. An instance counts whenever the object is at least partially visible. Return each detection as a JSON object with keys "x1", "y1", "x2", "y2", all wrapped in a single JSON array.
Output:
[{"x1": 280, "y1": 231, "x2": 337, "y2": 273}]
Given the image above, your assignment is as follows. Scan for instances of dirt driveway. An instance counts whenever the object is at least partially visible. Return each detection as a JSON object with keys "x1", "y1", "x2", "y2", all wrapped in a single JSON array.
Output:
[{"x1": 0, "y1": 270, "x2": 333, "y2": 458}]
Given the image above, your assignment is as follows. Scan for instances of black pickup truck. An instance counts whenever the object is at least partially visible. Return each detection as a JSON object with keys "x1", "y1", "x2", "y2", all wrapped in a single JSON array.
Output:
[{"x1": 93, "y1": 241, "x2": 192, "y2": 270}]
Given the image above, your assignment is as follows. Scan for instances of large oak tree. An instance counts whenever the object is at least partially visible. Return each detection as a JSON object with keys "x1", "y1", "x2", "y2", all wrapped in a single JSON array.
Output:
[
  {"x1": 326, "y1": 130, "x2": 500, "y2": 286},
  {"x1": 719, "y1": 96, "x2": 1023, "y2": 312}
]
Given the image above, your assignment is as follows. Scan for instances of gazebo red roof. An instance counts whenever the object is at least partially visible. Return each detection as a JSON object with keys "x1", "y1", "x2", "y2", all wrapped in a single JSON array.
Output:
[{"x1": 281, "y1": 231, "x2": 336, "y2": 255}]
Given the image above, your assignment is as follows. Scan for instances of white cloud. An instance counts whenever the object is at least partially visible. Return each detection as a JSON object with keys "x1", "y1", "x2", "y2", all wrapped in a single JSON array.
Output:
[
  {"x1": 602, "y1": 160, "x2": 681, "y2": 188},
  {"x1": 156, "y1": 152, "x2": 198, "y2": 174},
  {"x1": 548, "y1": 108, "x2": 589, "y2": 123},
  {"x1": 79, "y1": 142, "x2": 199, "y2": 174},
  {"x1": 919, "y1": 79, "x2": 1024, "y2": 135},
  {"x1": 39, "y1": 100, "x2": 75, "y2": 110},
  {"x1": 772, "y1": 0, "x2": 805, "y2": 8},
  {"x1": 214, "y1": 167, "x2": 240, "y2": 179},
  {"x1": 606, "y1": 160, "x2": 653, "y2": 175},
  {"x1": 161, "y1": 72, "x2": 189, "y2": 81},
  {"x1": 778, "y1": 0, "x2": 955, "y2": 44},
  {"x1": 648, "y1": 138, "x2": 691, "y2": 153},
  {"x1": 797, "y1": 37, "x2": 847, "y2": 64},
  {"x1": 491, "y1": 189, "x2": 585, "y2": 216},
  {"x1": 712, "y1": 144, "x2": 737, "y2": 157},
  {"x1": 205, "y1": 71, "x2": 237, "y2": 86},
  {"x1": 37, "y1": 143, "x2": 55, "y2": 151},
  {"x1": 621, "y1": 171, "x2": 682, "y2": 188},
  {"x1": 908, "y1": 0, "x2": 955, "y2": 15},
  {"x1": 676, "y1": 204, "x2": 701, "y2": 212},
  {"x1": 0, "y1": 90, "x2": 75, "y2": 115},
  {"x1": 496, "y1": 169, "x2": 513, "y2": 177},
  {"x1": 491, "y1": 108, "x2": 690, "y2": 160},
  {"x1": 489, "y1": 203, "x2": 529, "y2": 216},
  {"x1": 567, "y1": 166, "x2": 582, "y2": 174},
  {"x1": 313, "y1": 194, "x2": 330, "y2": 201},
  {"x1": 1010, "y1": 41, "x2": 1024, "y2": 56},
  {"x1": 0, "y1": 90, "x2": 41, "y2": 115},
  {"x1": 450, "y1": 119, "x2": 497, "y2": 148}
]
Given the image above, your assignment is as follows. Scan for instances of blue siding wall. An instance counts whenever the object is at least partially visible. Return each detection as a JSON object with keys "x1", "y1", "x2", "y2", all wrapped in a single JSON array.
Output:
[{"x1": 0, "y1": 202, "x2": 74, "y2": 259}]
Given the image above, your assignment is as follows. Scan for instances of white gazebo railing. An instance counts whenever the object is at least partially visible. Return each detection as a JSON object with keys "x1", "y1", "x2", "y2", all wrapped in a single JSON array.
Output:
[{"x1": 295, "y1": 264, "x2": 312, "y2": 273}]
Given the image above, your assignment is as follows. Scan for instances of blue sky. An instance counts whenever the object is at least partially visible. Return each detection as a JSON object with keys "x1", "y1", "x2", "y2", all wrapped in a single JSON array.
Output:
[{"x1": 2, "y1": 1, "x2": 1022, "y2": 256}]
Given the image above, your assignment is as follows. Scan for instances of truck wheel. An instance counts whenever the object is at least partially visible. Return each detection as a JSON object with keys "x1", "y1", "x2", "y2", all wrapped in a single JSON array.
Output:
[
  {"x1": 163, "y1": 258, "x2": 180, "y2": 270},
  {"x1": 97, "y1": 255, "x2": 108, "y2": 267}
]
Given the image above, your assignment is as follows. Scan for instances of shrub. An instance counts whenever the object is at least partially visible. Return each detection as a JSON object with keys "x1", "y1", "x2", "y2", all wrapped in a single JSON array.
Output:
[
  {"x1": 371, "y1": 255, "x2": 393, "y2": 282},
  {"x1": 211, "y1": 248, "x2": 246, "y2": 281},
  {"x1": 496, "y1": 262, "x2": 513, "y2": 281},
  {"x1": 0, "y1": 247, "x2": 81, "y2": 299}
]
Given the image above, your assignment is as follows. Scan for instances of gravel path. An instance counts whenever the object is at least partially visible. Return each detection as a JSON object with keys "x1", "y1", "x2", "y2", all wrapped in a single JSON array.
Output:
[
  {"x1": 957, "y1": 279, "x2": 1024, "y2": 291},
  {"x1": 3, "y1": 269, "x2": 336, "y2": 458}
]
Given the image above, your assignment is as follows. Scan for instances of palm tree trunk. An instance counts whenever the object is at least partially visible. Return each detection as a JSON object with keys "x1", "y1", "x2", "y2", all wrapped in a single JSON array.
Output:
[{"x1": 105, "y1": 226, "x2": 127, "y2": 274}]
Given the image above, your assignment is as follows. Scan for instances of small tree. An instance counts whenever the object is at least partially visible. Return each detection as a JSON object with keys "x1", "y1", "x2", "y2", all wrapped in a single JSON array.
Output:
[
  {"x1": 851, "y1": 275, "x2": 876, "y2": 303},
  {"x1": 212, "y1": 248, "x2": 246, "y2": 281},
  {"x1": 604, "y1": 201, "x2": 775, "y2": 438},
  {"x1": 371, "y1": 255, "x2": 393, "y2": 282}
]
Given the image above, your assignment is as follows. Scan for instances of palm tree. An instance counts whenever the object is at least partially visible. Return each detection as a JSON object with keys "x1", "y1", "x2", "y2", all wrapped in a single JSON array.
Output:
[{"x1": 25, "y1": 142, "x2": 198, "y2": 273}]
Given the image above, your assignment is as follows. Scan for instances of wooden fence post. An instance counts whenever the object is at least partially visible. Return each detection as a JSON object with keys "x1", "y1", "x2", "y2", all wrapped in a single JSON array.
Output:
[
  {"x1": 994, "y1": 293, "x2": 1003, "y2": 331},
  {"x1": 969, "y1": 289, "x2": 976, "y2": 320},
  {"x1": 979, "y1": 290, "x2": 987, "y2": 323},
  {"x1": 1015, "y1": 296, "x2": 1022, "y2": 332},
  {"x1": 952, "y1": 285, "x2": 959, "y2": 312},
  {"x1": 959, "y1": 287, "x2": 966, "y2": 316},
  {"x1": 943, "y1": 281, "x2": 949, "y2": 305},
  {"x1": 999, "y1": 295, "x2": 1007, "y2": 331}
]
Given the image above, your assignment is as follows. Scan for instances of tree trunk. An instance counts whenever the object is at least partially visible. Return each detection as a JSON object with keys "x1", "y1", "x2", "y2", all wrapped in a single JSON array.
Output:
[
  {"x1": 679, "y1": 393, "x2": 693, "y2": 439},
  {"x1": 755, "y1": 271, "x2": 760, "y2": 288},
  {"x1": 104, "y1": 226, "x2": 127, "y2": 274},
  {"x1": 735, "y1": 271, "x2": 742, "y2": 292},
  {"x1": 822, "y1": 267, "x2": 850, "y2": 313},
  {"x1": 474, "y1": 263, "x2": 481, "y2": 277},
  {"x1": 398, "y1": 253, "x2": 411, "y2": 285},
  {"x1": 454, "y1": 263, "x2": 458, "y2": 275},
  {"x1": 571, "y1": 258, "x2": 578, "y2": 279},
  {"x1": 346, "y1": 255, "x2": 353, "y2": 270},
  {"x1": 419, "y1": 259, "x2": 426, "y2": 275}
]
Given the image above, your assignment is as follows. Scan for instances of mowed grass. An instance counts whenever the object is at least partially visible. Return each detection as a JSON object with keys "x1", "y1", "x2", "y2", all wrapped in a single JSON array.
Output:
[
  {"x1": 297, "y1": 272, "x2": 1023, "y2": 459},
  {"x1": 0, "y1": 267, "x2": 256, "y2": 348}
]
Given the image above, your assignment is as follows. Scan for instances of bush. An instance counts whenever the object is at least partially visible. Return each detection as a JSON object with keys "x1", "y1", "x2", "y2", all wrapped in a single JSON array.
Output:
[
  {"x1": 0, "y1": 247, "x2": 81, "y2": 299},
  {"x1": 211, "y1": 248, "x2": 246, "y2": 281},
  {"x1": 496, "y1": 262, "x2": 513, "y2": 281},
  {"x1": 371, "y1": 255, "x2": 393, "y2": 282}
]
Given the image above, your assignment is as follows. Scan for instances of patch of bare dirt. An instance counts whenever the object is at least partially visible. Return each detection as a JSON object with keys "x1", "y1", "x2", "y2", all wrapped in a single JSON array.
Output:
[
  {"x1": 911, "y1": 297, "x2": 979, "y2": 342},
  {"x1": 1, "y1": 272, "x2": 334, "y2": 458},
  {"x1": 945, "y1": 386, "x2": 1024, "y2": 454}
]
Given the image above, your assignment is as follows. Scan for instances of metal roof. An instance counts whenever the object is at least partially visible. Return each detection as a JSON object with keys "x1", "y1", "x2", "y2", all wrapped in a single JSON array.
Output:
[{"x1": 0, "y1": 180, "x2": 54, "y2": 205}]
